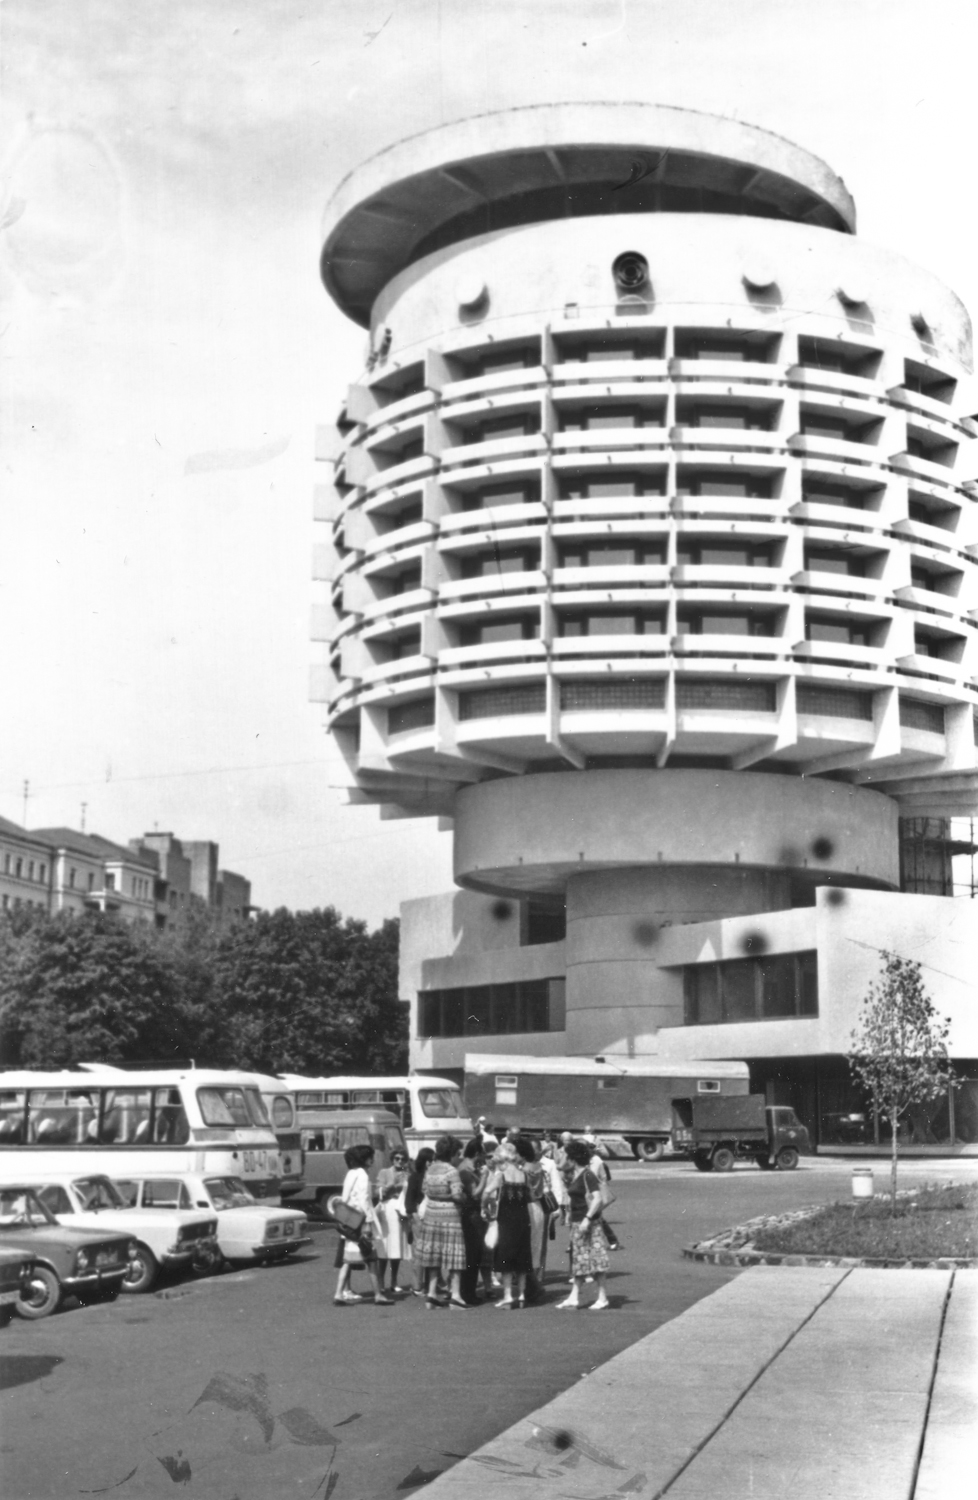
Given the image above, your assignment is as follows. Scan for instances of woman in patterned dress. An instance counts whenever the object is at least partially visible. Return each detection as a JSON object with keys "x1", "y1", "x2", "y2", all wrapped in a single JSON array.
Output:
[
  {"x1": 413, "y1": 1134, "x2": 468, "y2": 1309},
  {"x1": 555, "y1": 1138, "x2": 610, "y2": 1311}
]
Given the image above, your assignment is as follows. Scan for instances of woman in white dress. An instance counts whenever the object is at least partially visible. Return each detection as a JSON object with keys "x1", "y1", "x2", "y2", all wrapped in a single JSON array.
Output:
[
  {"x1": 374, "y1": 1147, "x2": 412, "y2": 1294},
  {"x1": 332, "y1": 1144, "x2": 394, "y2": 1306}
]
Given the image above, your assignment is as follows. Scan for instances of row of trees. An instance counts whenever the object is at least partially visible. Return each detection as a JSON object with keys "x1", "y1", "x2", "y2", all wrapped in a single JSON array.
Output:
[{"x1": 0, "y1": 905, "x2": 405, "y2": 1075}]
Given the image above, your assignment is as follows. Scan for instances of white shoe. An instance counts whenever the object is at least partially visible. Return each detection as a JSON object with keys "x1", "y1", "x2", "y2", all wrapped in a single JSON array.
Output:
[
  {"x1": 554, "y1": 1296, "x2": 580, "y2": 1310},
  {"x1": 589, "y1": 1299, "x2": 610, "y2": 1312}
]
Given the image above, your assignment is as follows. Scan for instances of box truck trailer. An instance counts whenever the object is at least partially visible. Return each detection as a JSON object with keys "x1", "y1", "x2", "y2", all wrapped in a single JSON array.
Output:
[{"x1": 463, "y1": 1054, "x2": 750, "y2": 1159}]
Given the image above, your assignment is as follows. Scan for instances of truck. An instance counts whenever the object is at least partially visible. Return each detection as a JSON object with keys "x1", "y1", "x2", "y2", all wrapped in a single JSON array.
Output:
[
  {"x1": 670, "y1": 1093, "x2": 811, "y2": 1171},
  {"x1": 463, "y1": 1053, "x2": 751, "y2": 1160}
]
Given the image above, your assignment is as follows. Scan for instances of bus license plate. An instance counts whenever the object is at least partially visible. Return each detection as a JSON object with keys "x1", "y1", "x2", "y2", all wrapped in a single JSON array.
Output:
[{"x1": 242, "y1": 1150, "x2": 267, "y2": 1175}]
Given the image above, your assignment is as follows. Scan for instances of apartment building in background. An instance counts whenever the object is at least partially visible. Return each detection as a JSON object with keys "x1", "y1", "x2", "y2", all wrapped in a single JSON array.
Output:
[{"x1": 0, "y1": 819, "x2": 252, "y2": 929}]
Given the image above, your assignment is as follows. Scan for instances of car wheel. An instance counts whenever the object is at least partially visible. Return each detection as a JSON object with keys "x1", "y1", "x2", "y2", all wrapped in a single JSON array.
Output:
[
  {"x1": 636, "y1": 1139, "x2": 665, "y2": 1162},
  {"x1": 692, "y1": 1153, "x2": 713, "y2": 1172},
  {"x1": 191, "y1": 1245, "x2": 224, "y2": 1277},
  {"x1": 711, "y1": 1147, "x2": 736, "y2": 1172},
  {"x1": 16, "y1": 1265, "x2": 62, "y2": 1320},
  {"x1": 121, "y1": 1244, "x2": 159, "y2": 1294},
  {"x1": 775, "y1": 1146, "x2": 800, "y2": 1171}
]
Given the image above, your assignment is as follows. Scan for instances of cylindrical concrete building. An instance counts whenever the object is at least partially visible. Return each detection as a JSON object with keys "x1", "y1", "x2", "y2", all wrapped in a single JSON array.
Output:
[{"x1": 313, "y1": 104, "x2": 978, "y2": 1093}]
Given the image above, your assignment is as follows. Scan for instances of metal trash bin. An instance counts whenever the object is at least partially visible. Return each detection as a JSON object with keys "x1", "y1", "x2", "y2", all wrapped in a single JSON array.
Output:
[{"x1": 851, "y1": 1166, "x2": 874, "y2": 1200}]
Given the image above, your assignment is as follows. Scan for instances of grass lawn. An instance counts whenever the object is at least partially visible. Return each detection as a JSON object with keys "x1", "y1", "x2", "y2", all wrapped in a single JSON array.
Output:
[{"x1": 751, "y1": 1182, "x2": 978, "y2": 1260}]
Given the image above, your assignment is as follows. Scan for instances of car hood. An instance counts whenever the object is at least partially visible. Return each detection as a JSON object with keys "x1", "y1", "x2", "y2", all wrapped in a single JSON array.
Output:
[
  {"x1": 61, "y1": 1209, "x2": 215, "y2": 1234},
  {"x1": 0, "y1": 1225, "x2": 132, "y2": 1252}
]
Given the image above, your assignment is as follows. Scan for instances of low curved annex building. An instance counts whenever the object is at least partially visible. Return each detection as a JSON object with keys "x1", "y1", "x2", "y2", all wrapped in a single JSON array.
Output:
[{"x1": 313, "y1": 105, "x2": 978, "y2": 1149}]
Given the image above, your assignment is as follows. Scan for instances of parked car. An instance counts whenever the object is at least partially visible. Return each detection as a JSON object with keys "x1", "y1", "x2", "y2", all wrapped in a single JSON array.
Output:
[
  {"x1": 0, "y1": 1245, "x2": 35, "y2": 1324},
  {"x1": 10, "y1": 1172, "x2": 219, "y2": 1294},
  {"x1": 0, "y1": 1184, "x2": 135, "y2": 1319},
  {"x1": 115, "y1": 1173, "x2": 311, "y2": 1266}
]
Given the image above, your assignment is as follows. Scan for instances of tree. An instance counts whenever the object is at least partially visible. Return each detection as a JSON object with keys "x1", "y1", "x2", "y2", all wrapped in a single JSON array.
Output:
[
  {"x1": 11, "y1": 912, "x2": 194, "y2": 1067},
  {"x1": 848, "y1": 951, "x2": 955, "y2": 1211},
  {"x1": 208, "y1": 908, "x2": 405, "y2": 1075}
]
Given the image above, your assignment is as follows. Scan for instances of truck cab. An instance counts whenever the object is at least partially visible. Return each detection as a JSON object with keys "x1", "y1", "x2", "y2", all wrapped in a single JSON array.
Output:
[{"x1": 671, "y1": 1095, "x2": 810, "y2": 1171}]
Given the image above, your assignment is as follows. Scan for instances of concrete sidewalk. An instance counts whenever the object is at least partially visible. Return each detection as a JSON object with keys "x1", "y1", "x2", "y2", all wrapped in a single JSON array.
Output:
[{"x1": 422, "y1": 1266, "x2": 977, "y2": 1500}]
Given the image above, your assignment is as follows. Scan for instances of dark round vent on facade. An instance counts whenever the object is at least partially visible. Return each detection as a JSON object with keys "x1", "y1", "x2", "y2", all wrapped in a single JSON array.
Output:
[{"x1": 612, "y1": 251, "x2": 649, "y2": 290}]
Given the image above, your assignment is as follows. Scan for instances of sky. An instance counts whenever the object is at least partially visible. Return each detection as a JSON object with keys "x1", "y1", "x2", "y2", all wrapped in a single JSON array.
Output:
[{"x1": 2, "y1": 0, "x2": 977, "y2": 924}]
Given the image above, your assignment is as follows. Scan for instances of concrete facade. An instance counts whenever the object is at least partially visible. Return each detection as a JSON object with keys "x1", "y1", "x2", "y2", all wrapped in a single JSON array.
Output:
[{"x1": 316, "y1": 104, "x2": 978, "y2": 1149}]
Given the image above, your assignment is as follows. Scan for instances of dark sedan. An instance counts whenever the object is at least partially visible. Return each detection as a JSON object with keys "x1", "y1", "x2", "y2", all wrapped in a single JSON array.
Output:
[{"x1": 0, "y1": 1185, "x2": 136, "y2": 1319}]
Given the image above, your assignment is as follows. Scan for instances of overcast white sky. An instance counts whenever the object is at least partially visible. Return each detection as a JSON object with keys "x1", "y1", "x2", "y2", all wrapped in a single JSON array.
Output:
[{"x1": 2, "y1": 0, "x2": 977, "y2": 923}]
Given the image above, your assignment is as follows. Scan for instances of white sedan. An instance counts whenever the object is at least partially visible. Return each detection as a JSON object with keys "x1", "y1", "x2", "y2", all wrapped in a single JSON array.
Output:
[
  {"x1": 115, "y1": 1173, "x2": 311, "y2": 1266},
  {"x1": 12, "y1": 1172, "x2": 218, "y2": 1294}
]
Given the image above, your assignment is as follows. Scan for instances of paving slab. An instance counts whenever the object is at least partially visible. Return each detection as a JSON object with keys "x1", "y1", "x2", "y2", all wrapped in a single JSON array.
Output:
[
  {"x1": 420, "y1": 1267, "x2": 847, "y2": 1499},
  {"x1": 915, "y1": 1269, "x2": 978, "y2": 1500}
]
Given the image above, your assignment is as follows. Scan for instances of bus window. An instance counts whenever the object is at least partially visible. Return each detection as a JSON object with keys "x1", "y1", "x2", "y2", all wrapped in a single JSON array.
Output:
[
  {"x1": 269, "y1": 1096, "x2": 295, "y2": 1130},
  {"x1": 100, "y1": 1088, "x2": 152, "y2": 1144},
  {"x1": 197, "y1": 1087, "x2": 252, "y2": 1127},
  {"x1": 302, "y1": 1128, "x2": 338, "y2": 1153},
  {"x1": 243, "y1": 1088, "x2": 271, "y2": 1127},
  {"x1": 352, "y1": 1091, "x2": 382, "y2": 1106},
  {"x1": 153, "y1": 1088, "x2": 190, "y2": 1145},
  {"x1": 384, "y1": 1125, "x2": 406, "y2": 1155},
  {"x1": 417, "y1": 1088, "x2": 464, "y2": 1119},
  {"x1": 337, "y1": 1126, "x2": 370, "y2": 1150},
  {"x1": 28, "y1": 1090, "x2": 99, "y2": 1144},
  {"x1": 0, "y1": 1092, "x2": 25, "y2": 1142}
]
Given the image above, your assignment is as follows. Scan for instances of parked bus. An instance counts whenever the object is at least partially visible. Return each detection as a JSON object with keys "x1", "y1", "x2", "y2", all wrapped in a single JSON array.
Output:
[
  {"x1": 241, "y1": 1073, "x2": 304, "y2": 1199},
  {"x1": 280, "y1": 1106, "x2": 407, "y2": 1212},
  {"x1": 0, "y1": 1067, "x2": 284, "y2": 1197},
  {"x1": 277, "y1": 1073, "x2": 471, "y2": 1153},
  {"x1": 463, "y1": 1054, "x2": 751, "y2": 1159}
]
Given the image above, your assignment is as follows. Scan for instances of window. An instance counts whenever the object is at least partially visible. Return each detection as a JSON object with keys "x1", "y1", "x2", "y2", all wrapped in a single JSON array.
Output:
[
  {"x1": 27, "y1": 862, "x2": 34, "y2": 880},
  {"x1": 105, "y1": 872, "x2": 116, "y2": 891},
  {"x1": 677, "y1": 404, "x2": 774, "y2": 431},
  {"x1": 560, "y1": 333, "x2": 665, "y2": 362},
  {"x1": 684, "y1": 951, "x2": 818, "y2": 1024},
  {"x1": 458, "y1": 685, "x2": 545, "y2": 719},
  {"x1": 476, "y1": 414, "x2": 539, "y2": 442},
  {"x1": 559, "y1": 474, "x2": 666, "y2": 499},
  {"x1": 197, "y1": 1087, "x2": 251, "y2": 1128},
  {"x1": 678, "y1": 540, "x2": 772, "y2": 567},
  {"x1": 525, "y1": 899, "x2": 566, "y2": 946},
  {"x1": 388, "y1": 564, "x2": 422, "y2": 594},
  {"x1": 87, "y1": 872, "x2": 95, "y2": 891},
  {"x1": 385, "y1": 628, "x2": 422, "y2": 661},
  {"x1": 804, "y1": 548, "x2": 865, "y2": 576},
  {"x1": 14, "y1": 859, "x2": 22, "y2": 878},
  {"x1": 675, "y1": 679, "x2": 776, "y2": 711},
  {"x1": 797, "y1": 337, "x2": 880, "y2": 379},
  {"x1": 461, "y1": 482, "x2": 540, "y2": 512},
  {"x1": 381, "y1": 499, "x2": 423, "y2": 531},
  {"x1": 903, "y1": 358, "x2": 955, "y2": 404},
  {"x1": 38, "y1": 864, "x2": 46, "y2": 882},
  {"x1": 418, "y1": 978, "x2": 565, "y2": 1037},
  {"x1": 459, "y1": 615, "x2": 539, "y2": 647},
  {"x1": 559, "y1": 539, "x2": 665, "y2": 568},
  {"x1": 800, "y1": 409, "x2": 878, "y2": 444},
  {"x1": 796, "y1": 685, "x2": 873, "y2": 720},
  {"x1": 99, "y1": 1088, "x2": 152, "y2": 1144},
  {"x1": 154, "y1": 1088, "x2": 190, "y2": 1145},
  {"x1": 560, "y1": 404, "x2": 664, "y2": 431},
  {"x1": 676, "y1": 472, "x2": 772, "y2": 499},
  {"x1": 899, "y1": 698, "x2": 945, "y2": 735},
  {"x1": 675, "y1": 331, "x2": 778, "y2": 363},
  {"x1": 806, "y1": 616, "x2": 875, "y2": 647},
  {"x1": 560, "y1": 611, "x2": 665, "y2": 637},
  {"x1": 460, "y1": 547, "x2": 536, "y2": 578},
  {"x1": 801, "y1": 481, "x2": 867, "y2": 510},
  {"x1": 2, "y1": 855, "x2": 9, "y2": 874},
  {"x1": 561, "y1": 679, "x2": 666, "y2": 711},
  {"x1": 677, "y1": 610, "x2": 775, "y2": 637}
]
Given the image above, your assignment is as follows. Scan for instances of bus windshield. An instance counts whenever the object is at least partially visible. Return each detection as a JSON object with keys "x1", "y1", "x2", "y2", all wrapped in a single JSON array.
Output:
[
  {"x1": 417, "y1": 1088, "x2": 465, "y2": 1119},
  {"x1": 197, "y1": 1087, "x2": 270, "y2": 1129}
]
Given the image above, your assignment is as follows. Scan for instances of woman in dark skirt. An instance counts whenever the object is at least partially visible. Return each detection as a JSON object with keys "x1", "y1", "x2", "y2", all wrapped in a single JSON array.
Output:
[
  {"x1": 482, "y1": 1142, "x2": 532, "y2": 1309},
  {"x1": 458, "y1": 1137, "x2": 491, "y2": 1304}
]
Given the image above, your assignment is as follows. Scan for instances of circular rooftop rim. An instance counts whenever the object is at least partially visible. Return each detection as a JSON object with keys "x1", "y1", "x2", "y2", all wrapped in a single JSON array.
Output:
[{"x1": 321, "y1": 102, "x2": 855, "y2": 327}]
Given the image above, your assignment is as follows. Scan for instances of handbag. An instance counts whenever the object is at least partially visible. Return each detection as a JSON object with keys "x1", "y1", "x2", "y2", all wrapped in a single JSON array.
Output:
[
  {"x1": 598, "y1": 1179, "x2": 616, "y2": 1209},
  {"x1": 484, "y1": 1219, "x2": 499, "y2": 1251},
  {"x1": 327, "y1": 1195, "x2": 367, "y2": 1240},
  {"x1": 540, "y1": 1190, "x2": 559, "y2": 1216}
]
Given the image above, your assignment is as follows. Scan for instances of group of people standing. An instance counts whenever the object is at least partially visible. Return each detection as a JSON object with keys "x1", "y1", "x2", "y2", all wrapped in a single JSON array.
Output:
[{"x1": 332, "y1": 1126, "x2": 617, "y2": 1312}]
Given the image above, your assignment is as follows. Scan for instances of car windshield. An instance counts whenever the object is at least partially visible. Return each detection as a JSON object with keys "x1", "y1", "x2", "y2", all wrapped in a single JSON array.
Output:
[
  {"x1": 0, "y1": 1187, "x2": 58, "y2": 1228},
  {"x1": 417, "y1": 1088, "x2": 465, "y2": 1119},
  {"x1": 203, "y1": 1177, "x2": 255, "y2": 1210},
  {"x1": 73, "y1": 1177, "x2": 126, "y2": 1211}
]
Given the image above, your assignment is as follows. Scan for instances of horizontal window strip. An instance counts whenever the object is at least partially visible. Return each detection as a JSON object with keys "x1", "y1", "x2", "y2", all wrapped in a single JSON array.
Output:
[
  {"x1": 676, "y1": 679, "x2": 776, "y2": 712},
  {"x1": 388, "y1": 697, "x2": 435, "y2": 735},
  {"x1": 899, "y1": 697, "x2": 946, "y2": 735},
  {"x1": 561, "y1": 679, "x2": 666, "y2": 711},
  {"x1": 796, "y1": 685, "x2": 873, "y2": 720},
  {"x1": 459, "y1": 684, "x2": 546, "y2": 720}
]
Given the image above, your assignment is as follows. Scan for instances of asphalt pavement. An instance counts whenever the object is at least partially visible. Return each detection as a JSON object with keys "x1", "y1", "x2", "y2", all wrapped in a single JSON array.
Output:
[{"x1": 1, "y1": 1157, "x2": 975, "y2": 1500}]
